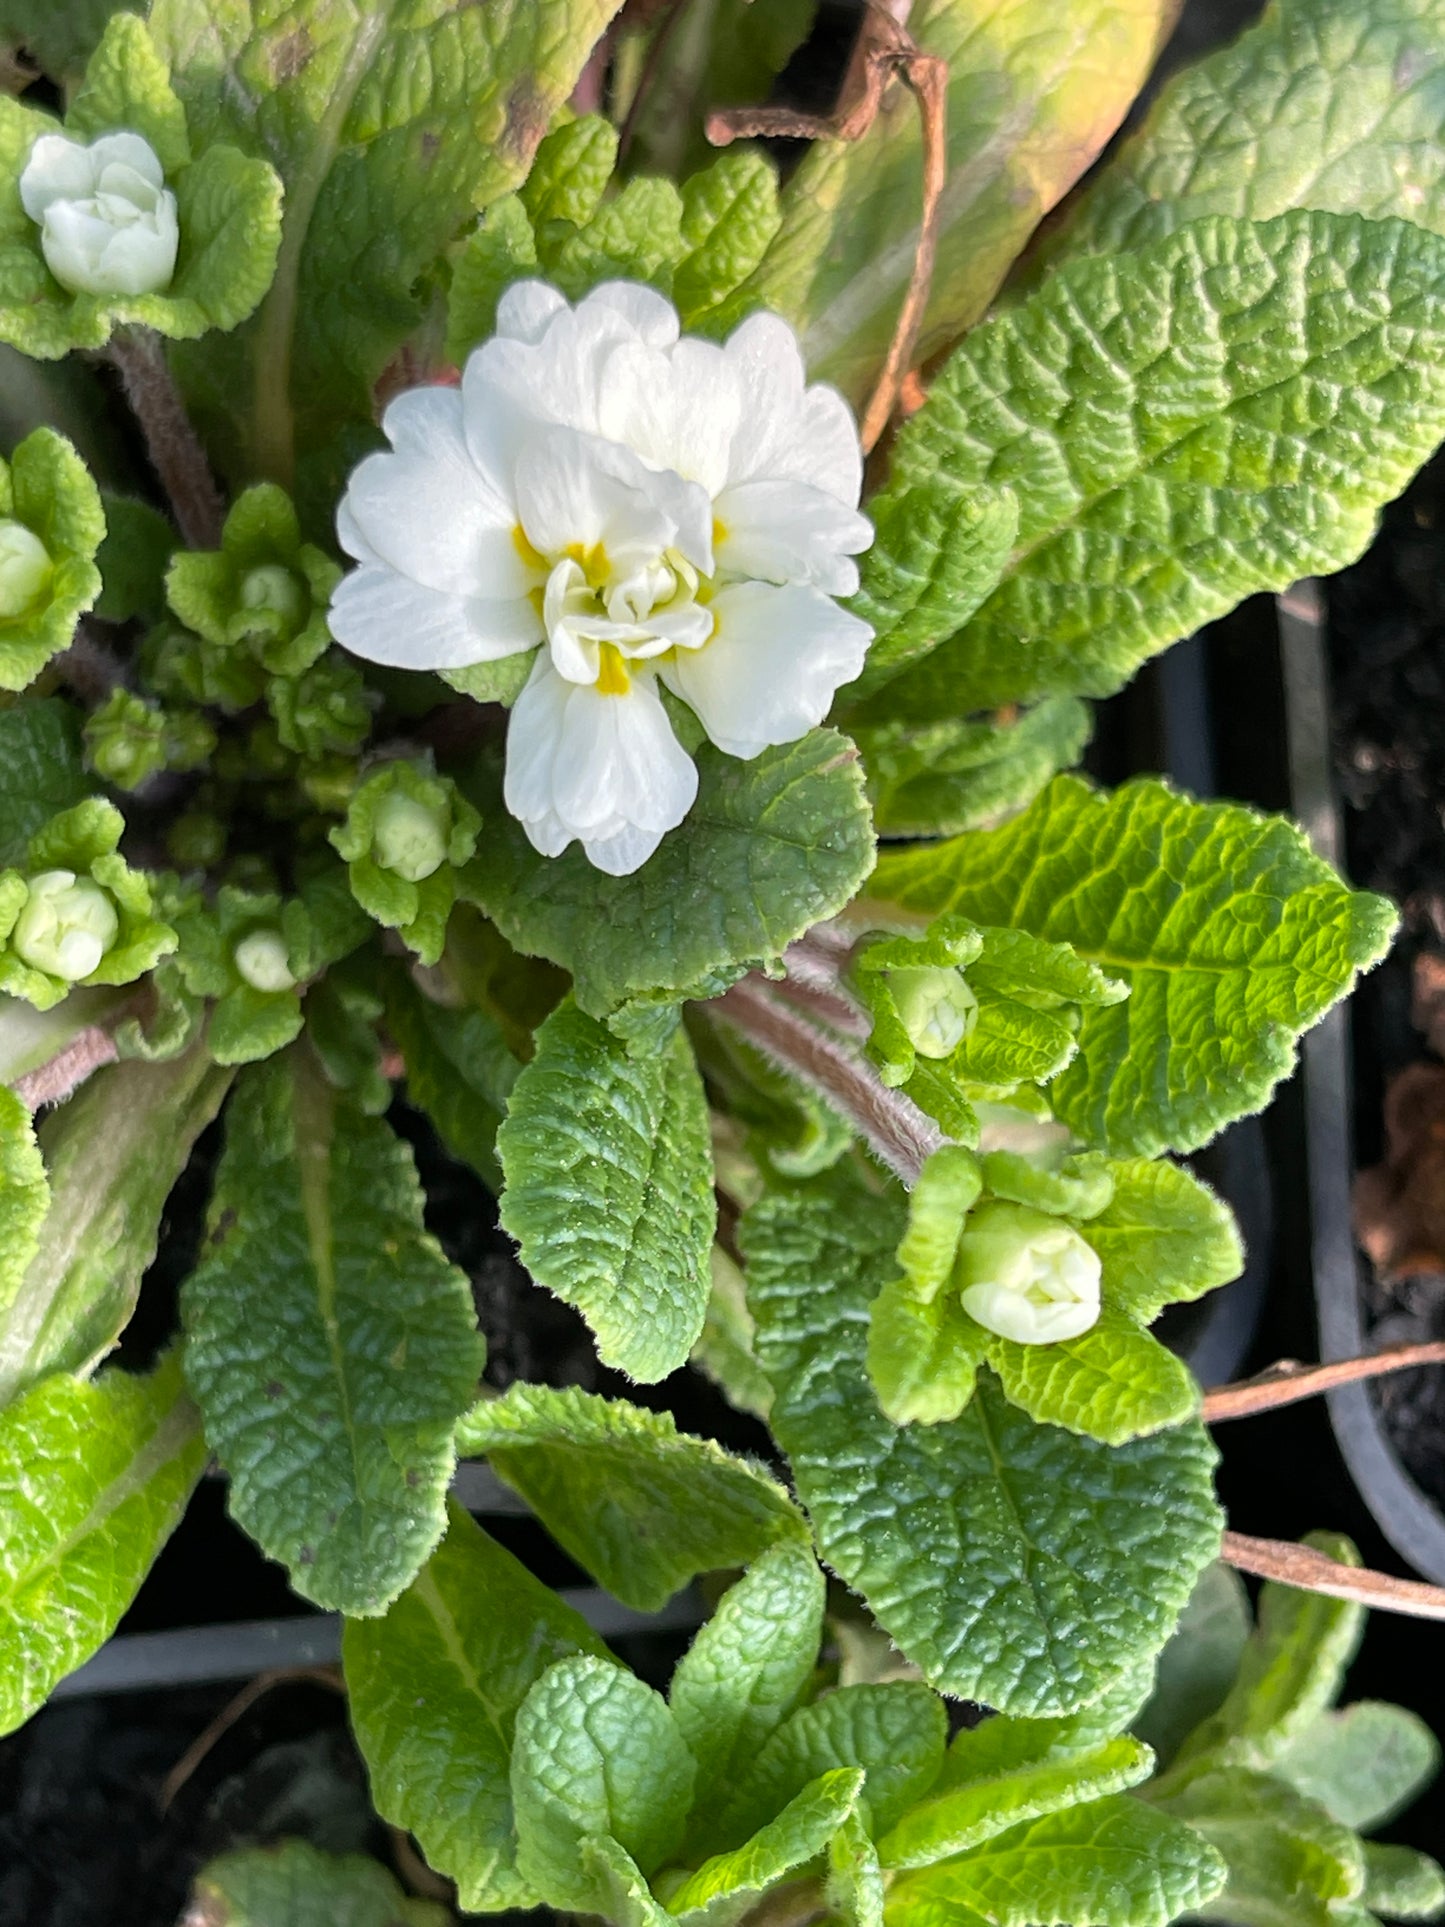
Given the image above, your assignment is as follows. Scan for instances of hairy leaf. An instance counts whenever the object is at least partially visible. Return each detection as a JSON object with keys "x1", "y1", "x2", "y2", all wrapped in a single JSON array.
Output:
[
  {"x1": 1272, "y1": 1699, "x2": 1441, "y2": 1832},
  {"x1": 669, "y1": 1770, "x2": 865, "y2": 1927},
  {"x1": 1134, "y1": 1563, "x2": 1252, "y2": 1768},
  {"x1": 859, "y1": 698, "x2": 1092, "y2": 841},
  {"x1": 0, "y1": 701, "x2": 86, "y2": 866},
  {"x1": 383, "y1": 960, "x2": 520, "y2": 1194},
  {"x1": 188, "y1": 1838, "x2": 448, "y2": 1927}
]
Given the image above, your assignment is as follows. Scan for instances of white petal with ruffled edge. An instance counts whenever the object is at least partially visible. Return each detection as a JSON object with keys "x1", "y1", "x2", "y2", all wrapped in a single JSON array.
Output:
[
  {"x1": 715, "y1": 478, "x2": 872, "y2": 597},
  {"x1": 329, "y1": 566, "x2": 543, "y2": 669}
]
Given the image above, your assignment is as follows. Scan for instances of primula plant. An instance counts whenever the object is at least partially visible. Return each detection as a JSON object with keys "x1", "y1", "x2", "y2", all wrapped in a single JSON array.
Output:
[{"x1": 3, "y1": 0, "x2": 1445, "y2": 1916}]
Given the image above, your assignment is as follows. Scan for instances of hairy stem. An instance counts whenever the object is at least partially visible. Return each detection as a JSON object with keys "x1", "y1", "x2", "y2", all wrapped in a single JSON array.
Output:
[
  {"x1": 107, "y1": 328, "x2": 224, "y2": 548},
  {"x1": 1203, "y1": 1341, "x2": 1445, "y2": 1422}
]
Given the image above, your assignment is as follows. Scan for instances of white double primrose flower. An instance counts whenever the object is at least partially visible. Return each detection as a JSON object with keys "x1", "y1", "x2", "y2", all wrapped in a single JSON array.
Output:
[
  {"x1": 20, "y1": 131, "x2": 179, "y2": 299},
  {"x1": 329, "y1": 281, "x2": 874, "y2": 875},
  {"x1": 956, "y1": 1202, "x2": 1103, "y2": 1345}
]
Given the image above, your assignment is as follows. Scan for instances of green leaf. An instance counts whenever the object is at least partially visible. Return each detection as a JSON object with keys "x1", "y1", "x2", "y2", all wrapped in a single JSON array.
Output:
[
  {"x1": 0, "y1": 428, "x2": 105, "y2": 692},
  {"x1": 1174, "y1": 1531, "x2": 1364, "y2": 1772},
  {"x1": 871, "y1": 776, "x2": 1397, "y2": 1157},
  {"x1": 828, "y1": 1807, "x2": 886, "y2": 1927},
  {"x1": 984, "y1": 1311, "x2": 1200, "y2": 1447},
  {"x1": 0, "y1": 1085, "x2": 47, "y2": 1334},
  {"x1": 151, "y1": 0, "x2": 624, "y2": 494},
  {"x1": 446, "y1": 192, "x2": 540, "y2": 362},
  {"x1": 675, "y1": 148, "x2": 782, "y2": 329},
  {"x1": 877, "y1": 210, "x2": 1445, "y2": 711},
  {"x1": 462, "y1": 729, "x2": 874, "y2": 1019},
  {"x1": 181, "y1": 1048, "x2": 484, "y2": 1615},
  {"x1": 692, "y1": 1244, "x2": 775, "y2": 1421},
  {"x1": 0, "y1": 1050, "x2": 230, "y2": 1407},
  {"x1": 382, "y1": 960, "x2": 519, "y2": 1194},
  {"x1": 344, "y1": 1502, "x2": 607, "y2": 1914},
  {"x1": 1084, "y1": 1159, "x2": 1244, "y2": 1323},
  {"x1": 671, "y1": 1539, "x2": 826, "y2": 1823},
  {"x1": 188, "y1": 1839, "x2": 449, "y2": 1927},
  {"x1": 94, "y1": 495, "x2": 175, "y2": 624},
  {"x1": 0, "y1": 0, "x2": 132, "y2": 82},
  {"x1": 1059, "y1": 0, "x2": 1445, "y2": 262},
  {"x1": 716, "y1": 1683, "x2": 946, "y2": 1849},
  {"x1": 1134, "y1": 1563, "x2": 1252, "y2": 1769},
  {"x1": 521, "y1": 115, "x2": 618, "y2": 227},
  {"x1": 68, "y1": 8, "x2": 190, "y2": 168},
  {"x1": 1364, "y1": 1844, "x2": 1445, "y2": 1921},
  {"x1": 496, "y1": 997, "x2": 715, "y2": 1382},
  {"x1": 889, "y1": 1796, "x2": 1226, "y2": 1927},
  {"x1": 0, "y1": 700, "x2": 86, "y2": 867},
  {"x1": 731, "y1": 0, "x2": 1176, "y2": 403},
  {"x1": 0, "y1": 1351, "x2": 204, "y2": 1735},
  {"x1": 859, "y1": 698, "x2": 1091, "y2": 841},
  {"x1": 456, "y1": 1381, "x2": 806, "y2": 1612},
  {"x1": 741, "y1": 1169, "x2": 1223, "y2": 1716},
  {"x1": 512, "y1": 1654, "x2": 696, "y2": 1907},
  {"x1": 668, "y1": 1770, "x2": 865, "y2": 1927},
  {"x1": 878, "y1": 1735, "x2": 1154, "y2": 1871},
  {"x1": 1272, "y1": 1700, "x2": 1441, "y2": 1832},
  {"x1": 546, "y1": 174, "x2": 685, "y2": 299}
]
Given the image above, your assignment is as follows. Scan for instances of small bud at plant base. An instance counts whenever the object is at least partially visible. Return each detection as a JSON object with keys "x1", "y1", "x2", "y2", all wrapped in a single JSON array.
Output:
[
  {"x1": 956, "y1": 1200, "x2": 1102, "y2": 1345},
  {"x1": 0, "y1": 521, "x2": 52, "y2": 617},
  {"x1": 20, "y1": 131, "x2": 179, "y2": 298},
  {"x1": 12, "y1": 870, "x2": 119, "y2": 981},
  {"x1": 233, "y1": 927, "x2": 295, "y2": 993},
  {"x1": 371, "y1": 790, "x2": 448, "y2": 882},
  {"x1": 888, "y1": 966, "x2": 979, "y2": 1059},
  {"x1": 239, "y1": 564, "x2": 308, "y2": 635}
]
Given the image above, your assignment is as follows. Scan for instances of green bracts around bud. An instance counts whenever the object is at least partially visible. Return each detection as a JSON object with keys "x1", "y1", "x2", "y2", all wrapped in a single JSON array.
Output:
[
  {"x1": 888, "y1": 965, "x2": 979, "y2": 1059},
  {"x1": 84, "y1": 688, "x2": 215, "y2": 792},
  {"x1": 330, "y1": 761, "x2": 482, "y2": 966},
  {"x1": 955, "y1": 1200, "x2": 1102, "y2": 1344},
  {"x1": 165, "y1": 484, "x2": 339, "y2": 679},
  {"x1": 0, "y1": 428, "x2": 104, "y2": 692}
]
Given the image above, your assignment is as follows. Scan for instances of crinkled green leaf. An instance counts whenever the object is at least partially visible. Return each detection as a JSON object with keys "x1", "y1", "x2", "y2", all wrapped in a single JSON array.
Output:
[
  {"x1": 1364, "y1": 1843, "x2": 1445, "y2": 1921},
  {"x1": 0, "y1": 428, "x2": 105, "y2": 692},
  {"x1": 669, "y1": 1770, "x2": 865, "y2": 1927},
  {"x1": 1084, "y1": 1159, "x2": 1244, "y2": 1323},
  {"x1": 828, "y1": 1807, "x2": 885, "y2": 1927},
  {"x1": 890, "y1": 1796, "x2": 1226, "y2": 1927},
  {"x1": 0, "y1": 1351, "x2": 204, "y2": 1735},
  {"x1": 344, "y1": 1501, "x2": 607, "y2": 1914},
  {"x1": 456, "y1": 1381, "x2": 806, "y2": 1612},
  {"x1": 671, "y1": 1540, "x2": 826, "y2": 1825},
  {"x1": 0, "y1": 700, "x2": 86, "y2": 868},
  {"x1": 878, "y1": 210, "x2": 1445, "y2": 712},
  {"x1": 188, "y1": 1838, "x2": 449, "y2": 1927},
  {"x1": 1060, "y1": 0, "x2": 1445, "y2": 263},
  {"x1": 67, "y1": 8, "x2": 190, "y2": 168},
  {"x1": 446, "y1": 192, "x2": 539, "y2": 361},
  {"x1": 462, "y1": 730, "x2": 873, "y2": 1019},
  {"x1": 1135, "y1": 1563, "x2": 1252, "y2": 1769},
  {"x1": 674, "y1": 147, "x2": 781, "y2": 329},
  {"x1": 860, "y1": 698, "x2": 1092, "y2": 841},
  {"x1": 731, "y1": 0, "x2": 1175, "y2": 403},
  {"x1": 182, "y1": 1047, "x2": 484, "y2": 1615},
  {"x1": 871, "y1": 776, "x2": 1397, "y2": 1156},
  {"x1": 1272, "y1": 1700, "x2": 1441, "y2": 1833},
  {"x1": 548, "y1": 174, "x2": 684, "y2": 299},
  {"x1": 0, "y1": 1084, "x2": 47, "y2": 1329},
  {"x1": 986, "y1": 1311, "x2": 1199, "y2": 1447},
  {"x1": 383, "y1": 960, "x2": 519, "y2": 1194},
  {"x1": 742, "y1": 1167, "x2": 1222, "y2": 1716},
  {"x1": 496, "y1": 997, "x2": 715, "y2": 1381},
  {"x1": 513, "y1": 1654, "x2": 696, "y2": 1907}
]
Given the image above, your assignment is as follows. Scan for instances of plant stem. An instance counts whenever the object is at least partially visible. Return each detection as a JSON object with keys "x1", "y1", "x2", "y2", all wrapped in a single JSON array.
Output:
[
  {"x1": 1202, "y1": 1341, "x2": 1445, "y2": 1422},
  {"x1": 12, "y1": 1024, "x2": 119, "y2": 1109},
  {"x1": 1221, "y1": 1530, "x2": 1445, "y2": 1622},
  {"x1": 107, "y1": 328, "x2": 224, "y2": 548}
]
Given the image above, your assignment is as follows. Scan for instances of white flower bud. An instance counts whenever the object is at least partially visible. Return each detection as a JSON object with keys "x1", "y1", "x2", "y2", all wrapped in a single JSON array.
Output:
[
  {"x1": 957, "y1": 1201, "x2": 1102, "y2": 1345},
  {"x1": 12, "y1": 870, "x2": 119, "y2": 981},
  {"x1": 20, "y1": 131, "x2": 179, "y2": 298},
  {"x1": 888, "y1": 966, "x2": 979, "y2": 1059},
  {"x1": 234, "y1": 928, "x2": 295, "y2": 993},
  {"x1": 371, "y1": 790, "x2": 448, "y2": 883},
  {"x1": 239, "y1": 564, "x2": 308, "y2": 632},
  {"x1": 0, "y1": 521, "x2": 52, "y2": 618}
]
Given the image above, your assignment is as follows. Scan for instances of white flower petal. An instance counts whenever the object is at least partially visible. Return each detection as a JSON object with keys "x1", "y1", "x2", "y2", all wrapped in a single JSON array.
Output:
[
  {"x1": 582, "y1": 280, "x2": 681, "y2": 348},
  {"x1": 513, "y1": 425, "x2": 673, "y2": 564},
  {"x1": 597, "y1": 338, "x2": 741, "y2": 497},
  {"x1": 19, "y1": 134, "x2": 96, "y2": 220},
  {"x1": 329, "y1": 564, "x2": 542, "y2": 670},
  {"x1": 960, "y1": 1280, "x2": 1101, "y2": 1345},
  {"x1": 87, "y1": 132, "x2": 166, "y2": 188},
  {"x1": 663, "y1": 580, "x2": 872, "y2": 758},
  {"x1": 722, "y1": 313, "x2": 864, "y2": 506},
  {"x1": 581, "y1": 820, "x2": 670, "y2": 875},
  {"x1": 495, "y1": 278, "x2": 568, "y2": 342},
  {"x1": 715, "y1": 478, "x2": 873, "y2": 594},
  {"x1": 342, "y1": 435, "x2": 527, "y2": 600}
]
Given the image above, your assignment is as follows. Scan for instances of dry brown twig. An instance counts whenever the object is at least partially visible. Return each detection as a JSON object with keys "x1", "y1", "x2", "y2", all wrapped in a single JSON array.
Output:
[
  {"x1": 1202, "y1": 1339, "x2": 1445, "y2": 1422},
  {"x1": 1222, "y1": 1530, "x2": 1445, "y2": 1623},
  {"x1": 159, "y1": 1665, "x2": 344, "y2": 1812},
  {"x1": 706, "y1": 0, "x2": 946, "y2": 452}
]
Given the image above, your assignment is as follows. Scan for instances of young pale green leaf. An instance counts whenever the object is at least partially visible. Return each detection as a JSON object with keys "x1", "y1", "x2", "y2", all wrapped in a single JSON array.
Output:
[
  {"x1": 859, "y1": 698, "x2": 1092, "y2": 841},
  {"x1": 522, "y1": 115, "x2": 619, "y2": 228},
  {"x1": 742, "y1": 1169, "x2": 1223, "y2": 1717},
  {"x1": 547, "y1": 175, "x2": 685, "y2": 299},
  {"x1": 1271, "y1": 1700, "x2": 1441, "y2": 1833},
  {"x1": 1134, "y1": 1563, "x2": 1252, "y2": 1769},
  {"x1": 462, "y1": 730, "x2": 873, "y2": 1018},
  {"x1": 878, "y1": 210, "x2": 1445, "y2": 713},
  {"x1": 828, "y1": 1807, "x2": 886, "y2": 1927},
  {"x1": 984, "y1": 1312, "x2": 1200, "y2": 1448},
  {"x1": 871, "y1": 777, "x2": 1396, "y2": 1157},
  {"x1": 382, "y1": 959, "x2": 519, "y2": 1194},
  {"x1": 671, "y1": 1540, "x2": 826, "y2": 1821},
  {"x1": 0, "y1": 1351, "x2": 204, "y2": 1735},
  {"x1": 1363, "y1": 1843, "x2": 1445, "y2": 1921},
  {"x1": 0, "y1": 1051, "x2": 230, "y2": 1408},
  {"x1": 715, "y1": 1683, "x2": 947, "y2": 1853},
  {"x1": 0, "y1": 1086, "x2": 47, "y2": 1332},
  {"x1": 878, "y1": 1735, "x2": 1154, "y2": 1871},
  {"x1": 446, "y1": 193, "x2": 540, "y2": 361},
  {"x1": 1173, "y1": 1532, "x2": 1364, "y2": 1773},
  {"x1": 669, "y1": 1769, "x2": 865, "y2": 1927},
  {"x1": 0, "y1": 700, "x2": 86, "y2": 868},
  {"x1": 889, "y1": 1796, "x2": 1227, "y2": 1927},
  {"x1": 732, "y1": 0, "x2": 1175, "y2": 403},
  {"x1": 187, "y1": 1838, "x2": 449, "y2": 1927},
  {"x1": 344, "y1": 1503, "x2": 607, "y2": 1913},
  {"x1": 513, "y1": 1655, "x2": 696, "y2": 1908},
  {"x1": 1059, "y1": 0, "x2": 1445, "y2": 262},
  {"x1": 182, "y1": 1048, "x2": 484, "y2": 1615},
  {"x1": 456, "y1": 1381, "x2": 806, "y2": 1612},
  {"x1": 675, "y1": 148, "x2": 781, "y2": 329},
  {"x1": 496, "y1": 998, "x2": 715, "y2": 1382},
  {"x1": 0, "y1": 429, "x2": 105, "y2": 691},
  {"x1": 1084, "y1": 1160, "x2": 1244, "y2": 1324}
]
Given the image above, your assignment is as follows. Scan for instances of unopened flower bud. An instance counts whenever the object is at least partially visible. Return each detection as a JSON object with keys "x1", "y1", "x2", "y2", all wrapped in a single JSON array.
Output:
[
  {"x1": 0, "y1": 520, "x2": 52, "y2": 617},
  {"x1": 239, "y1": 563, "x2": 308, "y2": 635},
  {"x1": 233, "y1": 927, "x2": 295, "y2": 993},
  {"x1": 956, "y1": 1200, "x2": 1101, "y2": 1345},
  {"x1": 13, "y1": 869, "x2": 119, "y2": 981},
  {"x1": 372, "y1": 789, "x2": 448, "y2": 882},
  {"x1": 20, "y1": 131, "x2": 178, "y2": 298},
  {"x1": 890, "y1": 965, "x2": 979, "y2": 1059}
]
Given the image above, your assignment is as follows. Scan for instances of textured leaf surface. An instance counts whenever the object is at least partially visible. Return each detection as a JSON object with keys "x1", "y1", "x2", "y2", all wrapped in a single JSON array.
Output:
[
  {"x1": 1272, "y1": 1699, "x2": 1441, "y2": 1832},
  {"x1": 1061, "y1": 0, "x2": 1445, "y2": 261},
  {"x1": 871, "y1": 777, "x2": 1396, "y2": 1156},
  {"x1": 984, "y1": 1313, "x2": 1200, "y2": 1448},
  {"x1": 1149, "y1": 1768, "x2": 1364, "y2": 1925},
  {"x1": 182, "y1": 1049, "x2": 483, "y2": 1614},
  {"x1": 859, "y1": 698, "x2": 1091, "y2": 841},
  {"x1": 736, "y1": 0, "x2": 1175, "y2": 402},
  {"x1": 1085, "y1": 1160, "x2": 1243, "y2": 1324},
  {"x1": 0, "y1": 1353, "x2": 204, "y2": 1735},
  {"x1": 1134, "y1": 1563, "x2": 1251, "y2": 1768},
  {"x1": 463, "y1": 731, "x2": 873, "y2": 1018},
  {"x1": 742, "y1": 1171, "x2": 1222, "y2": 1716},
  {"x1": 890, "y1": 1796, "x2": 1226, "y2": 1927},
  {"x1": 188, "y1": 1838, "x2": 448, "y2": 1927},
  {"x1": 0, "y1": 1088, "x2": 47, "y2": 1335},
  {"x1": 344, "y1": 1503, "x2": 606, "y2": 1913},
  {"x1": 877, "y1": 210, "x2": 1445, "y2": 712},
  {"x1": 497, "y1": 1000, "x2": 715, "y2": 1381},
  {"x1": 0, "y1": 701, "x2": 86, "y2": 867},
  {"x1": 669, "y1": 1770, "x2": 865, "y2": 1927},
  {"x1": 383, "y1": 961, "x2": 520, "y2": 1194},
  {"x1": 457, "y1": 1382, "x2": 806, "y2": 1612}
]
